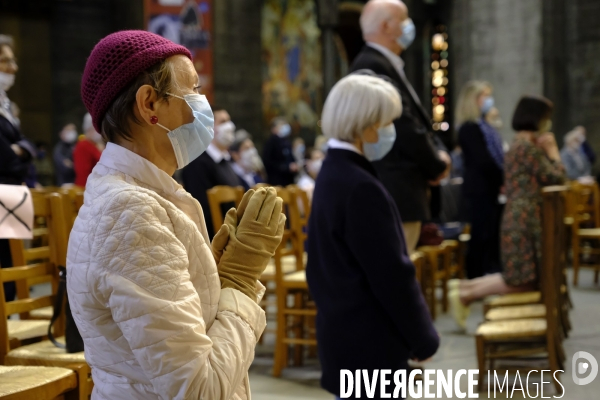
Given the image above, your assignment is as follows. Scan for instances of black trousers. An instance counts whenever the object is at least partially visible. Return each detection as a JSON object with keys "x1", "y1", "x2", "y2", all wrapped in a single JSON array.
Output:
[
  {"x1": 464, "y1": 195, "x2": 503, "y2": 279},
  {"x1": 0, "y1": 239, "x2": 16, "y2": 302}
]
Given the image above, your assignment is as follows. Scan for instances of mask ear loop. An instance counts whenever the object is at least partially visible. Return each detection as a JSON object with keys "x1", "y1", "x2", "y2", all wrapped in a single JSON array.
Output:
[
  {"x1": 153, "y1": 92, "x2": 184, "y2": 132},
  {"x1": 156, "y1": 122, "x2": 171, "y2": 132}
]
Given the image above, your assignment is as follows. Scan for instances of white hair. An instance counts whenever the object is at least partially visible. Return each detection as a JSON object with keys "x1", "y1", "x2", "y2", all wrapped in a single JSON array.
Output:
[
  {"x1": 565, "y1": 127, "x2": 584, "y2": 147},
  {"x1": 82, "y1": 112, "x2": 94, "y2": 133},
  {"x1": 360, "y1": 0, "x2": 401, "y2": 37},
  {"x1": 321, "y1": 74, "x2": 402, "y2": 142}
]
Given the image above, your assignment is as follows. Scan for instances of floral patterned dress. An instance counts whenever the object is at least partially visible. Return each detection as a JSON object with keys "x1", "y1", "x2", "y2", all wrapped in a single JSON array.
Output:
[{"x1": 501, "y1": 136, "x2": 566, "y2": 286}]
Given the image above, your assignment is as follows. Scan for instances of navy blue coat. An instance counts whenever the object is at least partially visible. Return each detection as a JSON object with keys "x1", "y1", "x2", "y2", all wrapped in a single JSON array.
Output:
[{"x1": 306, "y1": 148, "x2": 439, "y2": 398}]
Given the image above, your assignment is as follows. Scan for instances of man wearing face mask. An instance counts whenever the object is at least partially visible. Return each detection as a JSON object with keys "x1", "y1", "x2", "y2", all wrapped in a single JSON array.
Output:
[
  {"x1": 0, "y1": 34, "x2": 36, "y2": 302},
  {"x1": 351, "y1": 0, "x2": 450, "y2": 253},
  {"x1": 263, "y1": 117, "x2": 298, "y2": 186},
  {"x1": 182, "y1": 106, "x2": 241, "y2": 238},
  {"x1": 53, "y1": 123, "x2": 78, "y2": 186},
  {"x1": 73, "y1": 113, "x2": 105, "y2": 187},
  {"x1": 229, "y1": 135, "x2": 265, "y2": 191}
]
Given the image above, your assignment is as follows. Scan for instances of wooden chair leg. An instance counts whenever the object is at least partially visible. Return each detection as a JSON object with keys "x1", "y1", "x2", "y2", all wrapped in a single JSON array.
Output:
[
  {"x1": 273, "y1": 291, "x2": 287, "y2": 377},
  {"x1": 548, "y1": 336, "x2": 563, "y2": 395},
  {"x1": 429, "y1": 255, "x2": 438, "y2": 320},
  {"x1": 476, "y1": 335, "x2": 486, "y2": 393},
  {"x1": 441, "y1": 252, "x2": 450, "y2": 313},
  {"x1": 572, "y1": 237, "x2": 580, "y2": 286},
  {"x1": 595, "y1": 267, "x2": 599, "y2": 284},
  {"x1": 292, "y1": 292, "x2": 303, "y2": 367}
]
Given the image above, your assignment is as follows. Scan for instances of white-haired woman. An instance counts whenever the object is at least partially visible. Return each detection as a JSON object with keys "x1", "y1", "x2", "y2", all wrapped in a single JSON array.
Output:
[
  {"x1": 306, "y1": 74, "x2": 439, "y2": 399},
  {"x1": 560, "y1": 127, "x2": 591, "y2": 180},
  {"x1": 456, "y1": 80, "x2": 505, "y2": 279}
]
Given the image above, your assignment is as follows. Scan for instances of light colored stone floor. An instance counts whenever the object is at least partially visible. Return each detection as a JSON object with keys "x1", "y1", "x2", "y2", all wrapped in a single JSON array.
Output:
[
  {"x1": 249, "y1": 269, "x2": 600, "y2": 399},
  {"x1": 27, "y1": 269, "x2": 599, "y2": 399}
]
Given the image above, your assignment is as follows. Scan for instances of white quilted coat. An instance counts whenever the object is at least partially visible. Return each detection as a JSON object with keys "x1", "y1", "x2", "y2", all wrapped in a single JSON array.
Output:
[{"x1": 67, "y1": 143, "x2": 266, "y2": 400}]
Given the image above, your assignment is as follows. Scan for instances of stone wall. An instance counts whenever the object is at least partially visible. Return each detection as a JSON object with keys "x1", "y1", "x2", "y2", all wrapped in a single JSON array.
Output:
[
  {"x1": 565, "y1": 0, "x2": 600, "y2": 162},
  {"x1": 450, "y1": 0, "x2": 544, "y2": 142},
  {"x1": 213, "y1": 0, "x2": 263, "y2": 145}
]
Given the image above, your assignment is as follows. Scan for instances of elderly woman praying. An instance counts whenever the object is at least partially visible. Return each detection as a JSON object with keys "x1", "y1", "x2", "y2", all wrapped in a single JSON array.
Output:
[{"x1": 67, "y1": 30, "x2": 284, "y2": 400}]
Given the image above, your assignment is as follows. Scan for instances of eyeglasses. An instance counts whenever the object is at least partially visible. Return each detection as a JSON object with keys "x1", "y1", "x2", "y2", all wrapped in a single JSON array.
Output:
[{"x1": 0, "y1": 57, "x2": 17, "y2": 66}]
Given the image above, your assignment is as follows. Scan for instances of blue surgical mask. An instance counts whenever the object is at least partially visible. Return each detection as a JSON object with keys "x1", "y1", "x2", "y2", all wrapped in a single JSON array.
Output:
[
  {"x1": 397, "y1": 18, "x2": 416, "y2": 50},
  {"x1": 363, "y1": 124, "x2": 396, "y2": 161},
  {"x1": 278, "y1": 123, "x2": 291, "y2": 138},
  {"x1": 481, "y1": 96, "x2": 495, "y2": 115},
  {"x1": 157, "y1": 93, "x2": 214, "y2": 169}
]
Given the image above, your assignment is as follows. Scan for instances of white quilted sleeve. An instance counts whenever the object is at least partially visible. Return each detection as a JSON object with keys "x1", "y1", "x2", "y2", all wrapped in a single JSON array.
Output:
[{"x1": 98, "y1": 191, "x2": 266, "y2": 400}]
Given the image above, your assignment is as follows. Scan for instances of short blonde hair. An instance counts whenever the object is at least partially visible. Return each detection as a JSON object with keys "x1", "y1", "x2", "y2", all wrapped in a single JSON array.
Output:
[
  {"x1": 455, "y1": 80, "x2": 492, "y2": 127},
  {"x1": 321, "y1": 74, "x2": 402, "y2": 142}
]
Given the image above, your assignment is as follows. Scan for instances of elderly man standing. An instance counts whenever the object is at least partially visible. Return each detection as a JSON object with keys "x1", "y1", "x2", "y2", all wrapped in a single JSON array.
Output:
[{"x1": 351, "y1": 0, "x2": 450, "y2": 253}]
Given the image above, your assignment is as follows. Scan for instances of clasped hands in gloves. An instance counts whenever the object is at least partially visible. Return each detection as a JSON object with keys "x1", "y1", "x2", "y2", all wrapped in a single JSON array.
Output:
[{"x1": 211, "y1": 187, "x2": 286, "y2": 301}]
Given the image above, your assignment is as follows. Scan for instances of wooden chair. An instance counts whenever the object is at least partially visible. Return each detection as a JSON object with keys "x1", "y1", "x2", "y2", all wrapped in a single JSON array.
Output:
[
  {"x1": 410, "y1": 251, "x2": 425, "y2": 284},
  {"x1": 15, "y1": 190, "x2": 84, "y2": 321},
  {"x1": 272, "y1": 187, "x2": 316, "y2": 377},
  {"x1": 1, "y1": 193, "x2": 67, "y2": 361},
  {"x1": 569, "y1": 181, "x2": 600, "y2": 286},
  {"x1": 475, "y1": 187, "x2": 567, "y2": 393},
  {"x1": 206, "y1": 186, "x2": 244, "y2": 235},
  {"x1": 4, "y1": 193, "x2": 93, "y2": 399},
  {"x1": 417, "y1": 242, "x2": 455, "y2": 319},
  {"x1": 287, "y1": 185, "x2": 309, "y2": 268},
  {"x1": 0, "y1": 365, "x2": 77, "y2": 400}
]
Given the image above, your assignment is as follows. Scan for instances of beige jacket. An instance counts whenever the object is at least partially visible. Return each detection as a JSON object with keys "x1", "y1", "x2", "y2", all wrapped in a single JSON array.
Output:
[{"x1": 67, "y1": 143, "x2": 266, "y2": 400}]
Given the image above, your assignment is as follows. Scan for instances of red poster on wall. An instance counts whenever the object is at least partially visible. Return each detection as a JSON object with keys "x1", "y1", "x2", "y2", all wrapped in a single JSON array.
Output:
[{"x1": 144, "y1": 0, "x2": 213, "y2": 102}]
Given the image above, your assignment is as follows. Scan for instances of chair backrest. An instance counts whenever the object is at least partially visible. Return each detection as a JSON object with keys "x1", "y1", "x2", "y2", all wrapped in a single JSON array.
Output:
[
  {"x1": 58, "y1": 187, "x2": 85, "y2": 234},
  {"x1": 568, "y1": 181, "x2": 600, "y2": 228},
  {"x1": 206, "y1": 186, "x2": 244, "y2": 235},
  {"x1": 410, "y1": 251, "x2": 425, "y2": 284},
  {"x1": 287, "y1": 185, "x2": 309, "y2": 253},
  {"x1": 272, "y1": 187, "x2": 304, "y2": 283},
  {"x1": 541, "y1": 186, "x2": 568, "y2": 342},
  {"x1": 0, "y1": 193, "x2": 68, "y2": 357}
]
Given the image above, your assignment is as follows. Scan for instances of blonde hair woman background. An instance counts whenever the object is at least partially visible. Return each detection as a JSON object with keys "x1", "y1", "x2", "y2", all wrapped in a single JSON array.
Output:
[{"x1": 456, "y1": 80, "x2": 505, "y2": 279}]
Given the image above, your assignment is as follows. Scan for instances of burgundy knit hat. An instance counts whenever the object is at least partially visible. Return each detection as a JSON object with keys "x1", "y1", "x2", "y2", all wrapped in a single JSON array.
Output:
[{"x1": 81, "y1": 30, "x2": 192, "y2": 132}]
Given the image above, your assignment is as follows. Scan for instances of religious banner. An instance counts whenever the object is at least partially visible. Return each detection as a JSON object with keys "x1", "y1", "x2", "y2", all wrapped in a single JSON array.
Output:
[
  {"x1": 0, "y1": 185, "x2": 33, "y2": 240},
  {"x1": 262, "y1": 0, "x2": 322, "y2": 143},
  {"x1": 144, "y1": 0, "x2": 214, "y2": 102}
]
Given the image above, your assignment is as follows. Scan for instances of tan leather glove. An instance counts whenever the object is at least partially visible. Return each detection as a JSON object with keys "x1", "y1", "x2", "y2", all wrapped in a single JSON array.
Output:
[
  {"x1": 215, "y1": 187, "x2": 286, "y2": 301},
  {"x1": 211, "y1": 189, "x2": 254, "y2": 264}
]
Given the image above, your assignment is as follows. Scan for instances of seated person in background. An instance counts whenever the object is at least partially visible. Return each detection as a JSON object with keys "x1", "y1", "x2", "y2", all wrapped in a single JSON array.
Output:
[
  {"x1": 230, "y1": 134, "x2": 265, "y2": 191},
  {"x1": 182, "y1": 106, "x2": 240, "y2": 238},
  {"x1": 296, "y1": 147, "x2": 324, "y2": 203},
  {"x1": 73, "y1": 113, "x2": 104, "y2": 187},
  {"x1": 561, "y1": 126, "x2": 592, "y2": 180},
  {"x1": 449, "y1": 95, "x2": 566, "y2": 329},
  {"x1": 53, "y1": 123, "x2": 78, "y2": 186},
  {"x1": 263, "y1": 117, "x2": 298, "y2": 186}
]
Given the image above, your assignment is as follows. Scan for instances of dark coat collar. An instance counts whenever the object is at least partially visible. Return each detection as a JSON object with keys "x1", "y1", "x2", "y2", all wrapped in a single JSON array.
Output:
[{"x1": 325, "y1": 148, "x2": 378, "y2": 178}]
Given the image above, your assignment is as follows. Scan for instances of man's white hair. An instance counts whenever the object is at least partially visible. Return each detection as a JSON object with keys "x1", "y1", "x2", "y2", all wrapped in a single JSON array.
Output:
[
  {"x1": 321, "y1": 74, "x2": 402, "y2": 142},
  {"x1": 82, "y1": 112, "x2": 94, "y2": 133},
  {"x1": 360, "y1": 0, "x2": 403, "y2": 37}
]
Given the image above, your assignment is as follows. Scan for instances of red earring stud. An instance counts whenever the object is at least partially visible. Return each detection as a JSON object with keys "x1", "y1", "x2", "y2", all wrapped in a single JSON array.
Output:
[{"x1": 150, "y1": 116, "x2": 158, "y2": 124}]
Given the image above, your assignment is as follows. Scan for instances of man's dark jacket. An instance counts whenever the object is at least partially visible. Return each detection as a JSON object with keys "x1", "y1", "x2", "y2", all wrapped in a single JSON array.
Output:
[{"x1": 351, "y1": 45, "x2": 447, "y2": 222}]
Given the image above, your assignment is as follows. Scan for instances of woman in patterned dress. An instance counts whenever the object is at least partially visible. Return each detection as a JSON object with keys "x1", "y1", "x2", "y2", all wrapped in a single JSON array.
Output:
[{"x1": 449, "y1": 96, "x2": 566, "y2": 328}]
